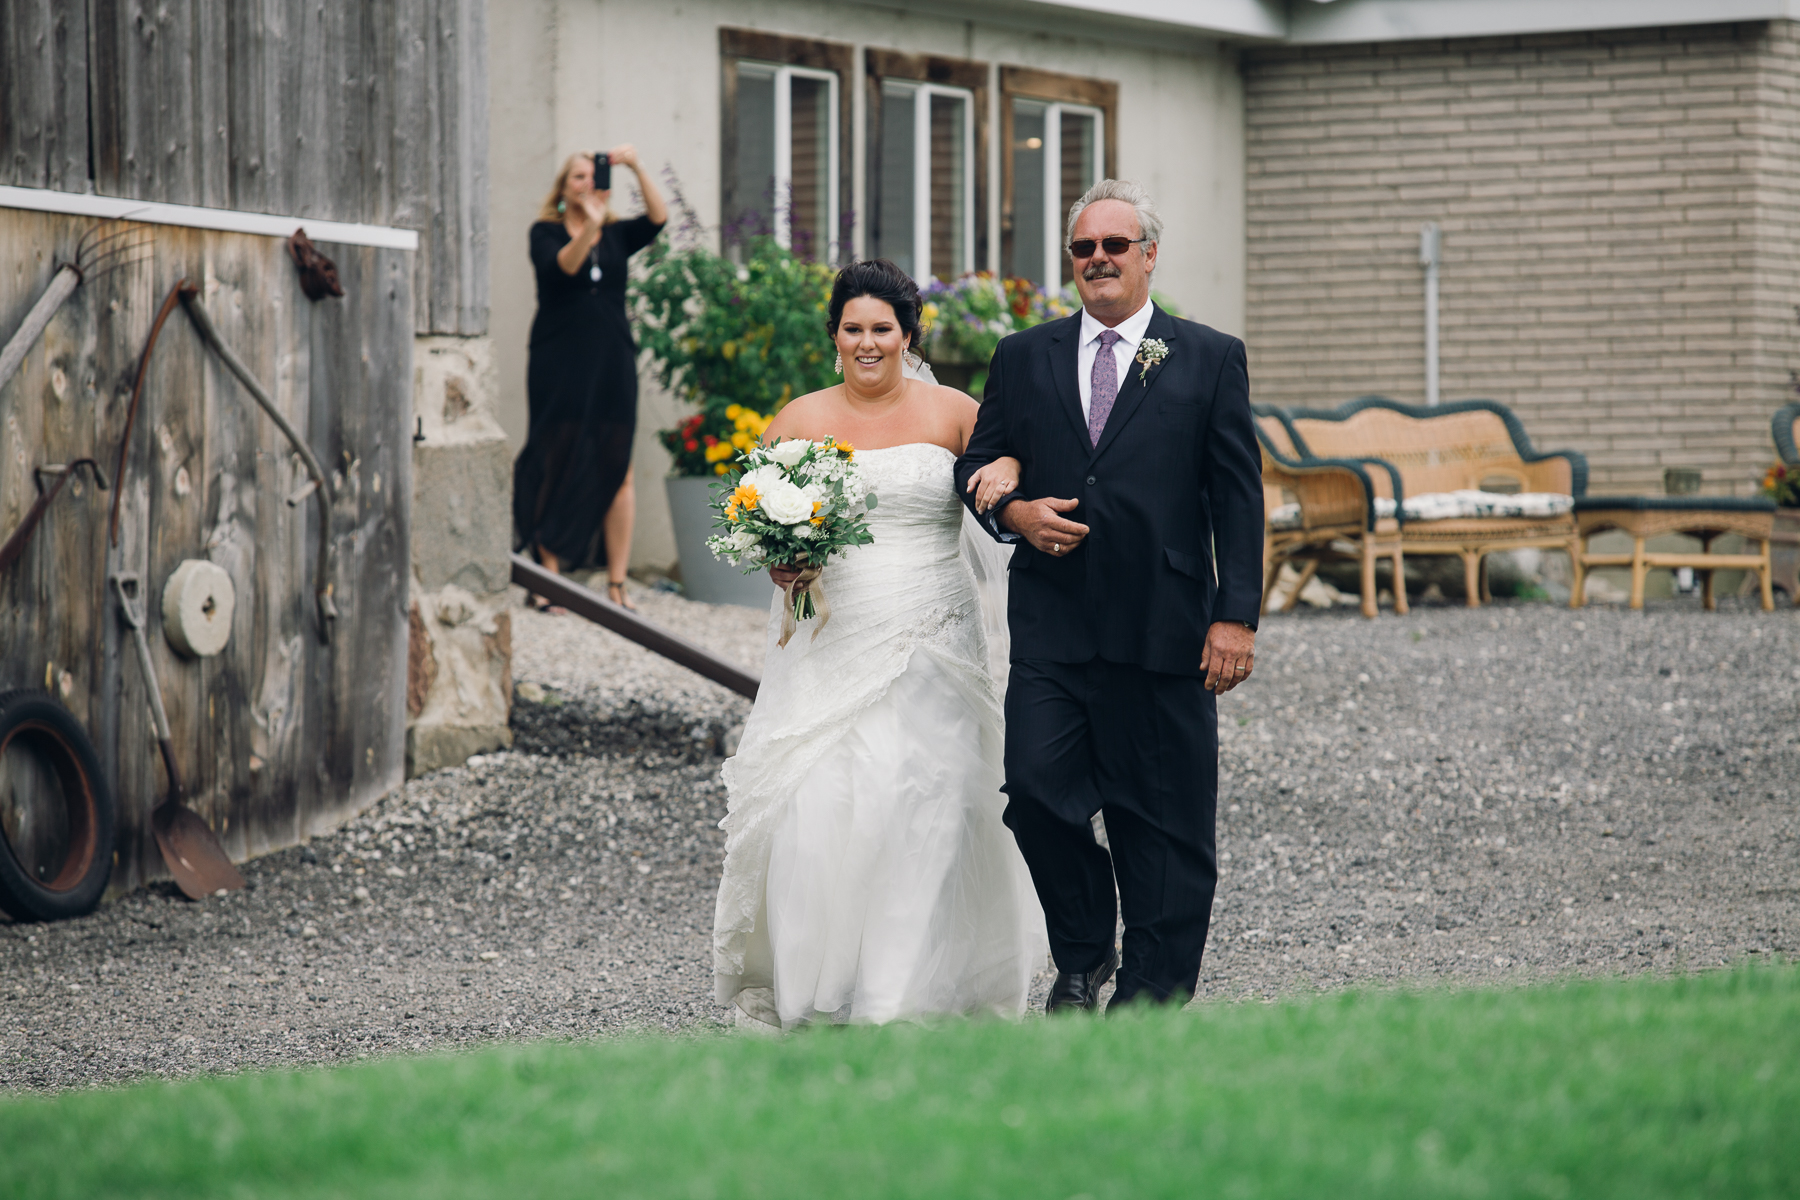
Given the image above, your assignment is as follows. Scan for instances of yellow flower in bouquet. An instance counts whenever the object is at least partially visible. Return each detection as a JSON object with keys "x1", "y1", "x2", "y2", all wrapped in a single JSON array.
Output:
[{"x1": 706, "y1": 437, "x2": 879, "y2": 644}]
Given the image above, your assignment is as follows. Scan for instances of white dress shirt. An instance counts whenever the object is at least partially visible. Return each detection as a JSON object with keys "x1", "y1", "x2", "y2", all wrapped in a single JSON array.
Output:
[{"x1": 1076, "y1": 299, "x2": 1155, "y2": 422}]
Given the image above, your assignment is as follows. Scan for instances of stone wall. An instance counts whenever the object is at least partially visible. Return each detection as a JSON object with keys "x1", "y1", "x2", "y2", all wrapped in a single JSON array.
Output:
[
  {"x1": 407, "y1": 335, "x2": 514, "y2": 777},
  {"x1": 1243, "y1": 21, "x2": 1800, "y2": 496}
]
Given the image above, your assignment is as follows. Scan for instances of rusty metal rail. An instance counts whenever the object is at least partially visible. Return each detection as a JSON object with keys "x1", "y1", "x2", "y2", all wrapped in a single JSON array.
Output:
[{"x1": 510, "y1": 554, "x2": 760, "y2": 700}]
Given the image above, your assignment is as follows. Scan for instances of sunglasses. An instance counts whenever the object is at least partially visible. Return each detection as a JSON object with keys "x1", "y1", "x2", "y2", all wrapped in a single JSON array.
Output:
[{"x1": 1067, "y1": 236, "x2": 1149, "y2": 259}]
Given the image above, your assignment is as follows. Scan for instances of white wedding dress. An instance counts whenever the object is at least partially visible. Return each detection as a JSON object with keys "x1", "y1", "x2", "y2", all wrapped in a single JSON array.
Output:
[{"x1": 712, "y1": 441, "x2": 1048, "y2": 1029}]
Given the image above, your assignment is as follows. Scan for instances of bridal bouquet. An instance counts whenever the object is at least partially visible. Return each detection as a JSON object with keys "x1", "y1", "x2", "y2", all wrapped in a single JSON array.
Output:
[{"x1": 706, "y1": 438, "x2": 877, "y2": 644}]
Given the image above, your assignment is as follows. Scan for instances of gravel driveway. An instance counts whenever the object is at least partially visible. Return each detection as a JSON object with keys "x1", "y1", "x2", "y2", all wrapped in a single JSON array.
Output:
[{"x1": 2, "y1": 585, "x2": 1794, "y2": 1092}]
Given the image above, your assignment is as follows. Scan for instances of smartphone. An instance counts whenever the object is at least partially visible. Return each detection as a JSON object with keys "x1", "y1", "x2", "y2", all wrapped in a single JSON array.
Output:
[{"x1": 593, "y1": 152, "x2": 612, "y2": 191}]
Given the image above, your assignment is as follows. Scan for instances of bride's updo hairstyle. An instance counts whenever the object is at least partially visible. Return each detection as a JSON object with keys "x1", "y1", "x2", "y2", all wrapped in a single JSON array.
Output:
[{"x1": 826, "y1": 259, "x2": 923, "y2": 351}]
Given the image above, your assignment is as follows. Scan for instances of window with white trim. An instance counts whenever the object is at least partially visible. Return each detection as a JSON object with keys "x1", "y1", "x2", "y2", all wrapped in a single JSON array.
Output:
[
  {"x1": 729, "y1": 62, "x2": 841, "y2": 261},
  {"x1": 1006, "y1": 99, "x2": 1104, "y2": 288},
  {"x1": 872, "y1": 80, "x2": 976, "y2": 283}
]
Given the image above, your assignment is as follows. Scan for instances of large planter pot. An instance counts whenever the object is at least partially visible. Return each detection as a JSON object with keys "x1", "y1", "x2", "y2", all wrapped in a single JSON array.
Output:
[
  {"x1": 665, "y1": 475, "x2": 778, "y2": 609},
  {"x1": 1775, "y1": 507, "x2": 1800, "y2": 605}
]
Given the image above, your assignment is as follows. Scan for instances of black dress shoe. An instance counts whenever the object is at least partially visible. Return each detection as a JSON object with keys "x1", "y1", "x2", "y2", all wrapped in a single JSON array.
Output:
[{"x1": 1046, "y1": 948, "x2": 1118, "y2": 1014}]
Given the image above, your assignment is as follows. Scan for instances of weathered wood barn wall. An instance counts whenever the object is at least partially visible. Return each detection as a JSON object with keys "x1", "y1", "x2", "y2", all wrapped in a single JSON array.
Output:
[{"x1": 0, "y1": 0, "x2": 491, "y2": 894}]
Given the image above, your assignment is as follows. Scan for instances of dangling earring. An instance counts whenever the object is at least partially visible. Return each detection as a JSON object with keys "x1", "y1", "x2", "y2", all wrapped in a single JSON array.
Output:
[
  {"x1": 557, "y1": 199, "x2": 566, "y2": 214},
  {"x1": 903, "y1": 349, "x2": 922, "y2": 372},
  {"x1": 834, "y1": 351, "x2": 843, "y2": 375}
]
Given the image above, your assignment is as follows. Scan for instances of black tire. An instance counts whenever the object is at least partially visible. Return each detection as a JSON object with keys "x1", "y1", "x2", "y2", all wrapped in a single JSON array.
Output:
[{"x1": 0, "y1": 689, "x2": 115, "y2": 921}]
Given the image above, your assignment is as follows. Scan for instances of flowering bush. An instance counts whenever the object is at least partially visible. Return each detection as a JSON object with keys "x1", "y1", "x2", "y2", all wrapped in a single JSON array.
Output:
[
  {"x1": 633, "y1": 179, "x2": 838, "y2": 477},
  {"x1": 659, "y1": 404, "x2": 773, "y2": 477},
  {"x1": 917, "y1": 273, "x2": 1077, "y2": 366},
  {"x1": 1760, "y1": 462, "x2": 1800, "y2": 507}
]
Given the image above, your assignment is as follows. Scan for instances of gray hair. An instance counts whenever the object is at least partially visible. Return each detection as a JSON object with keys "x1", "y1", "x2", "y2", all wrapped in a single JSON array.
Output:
[{"x1": 1065, "y1": 178, "x2": 1164, "y2": 251}]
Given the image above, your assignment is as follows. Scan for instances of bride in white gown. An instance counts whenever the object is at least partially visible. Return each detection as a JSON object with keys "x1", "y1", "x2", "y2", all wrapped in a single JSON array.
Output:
[{"x1": 712, "y1": 262, "x2": 1047, "y2": 1029}]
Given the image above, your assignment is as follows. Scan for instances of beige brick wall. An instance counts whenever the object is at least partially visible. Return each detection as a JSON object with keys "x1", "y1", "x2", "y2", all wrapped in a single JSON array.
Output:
[{"x1": 1243, "y1": 21, "x2": 1800, "y2": 495}]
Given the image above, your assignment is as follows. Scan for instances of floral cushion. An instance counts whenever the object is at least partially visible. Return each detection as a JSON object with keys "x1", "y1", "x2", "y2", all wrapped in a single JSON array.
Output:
[{"x1": 1268, "y1": 490, "x2": 1573, "y2": 530}]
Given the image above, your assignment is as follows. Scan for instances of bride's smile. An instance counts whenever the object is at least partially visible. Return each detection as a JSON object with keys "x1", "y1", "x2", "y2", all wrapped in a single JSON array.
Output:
[{"x1": 835, "y1": 296, "x2": 911, "y2": 395}]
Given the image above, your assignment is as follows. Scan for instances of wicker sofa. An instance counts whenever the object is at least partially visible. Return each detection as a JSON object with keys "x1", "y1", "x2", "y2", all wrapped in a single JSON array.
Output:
[
  {"x1": 1268, "y1": 397, "x2": 1589, "y2": 607},
  {"x1": 1253, "y1": 407, "x2": 1406, "y2": 618},
  {"x1": 1775, "y1": 403, "x2": 1800, "y2": 466}
]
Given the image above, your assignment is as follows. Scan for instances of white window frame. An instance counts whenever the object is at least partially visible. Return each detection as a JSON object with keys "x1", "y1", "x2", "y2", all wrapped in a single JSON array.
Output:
[
  {"x1": 741, "y1": 61, "x2": 841, "y2": 260},
  {"x1": 883, "y1": 80, "x2": 978, "y2": 283},
  {"x1": 1039, "y1": 101, "x2": 1105, "y2": 285}
]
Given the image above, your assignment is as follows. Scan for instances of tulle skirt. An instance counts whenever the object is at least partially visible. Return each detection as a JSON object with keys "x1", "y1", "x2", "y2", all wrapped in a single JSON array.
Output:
[{"x1": 720, "y1": 649, "x2": 1045, "y2": 1028}]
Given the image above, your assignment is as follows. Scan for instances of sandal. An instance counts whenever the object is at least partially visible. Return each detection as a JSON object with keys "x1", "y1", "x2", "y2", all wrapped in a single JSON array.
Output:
[
  {"x1": 607, "y1": 581, "x2": 637, "y2": 612},
  {"x1": 528, "y1": 595, "x2": 567, "y2": 616}
]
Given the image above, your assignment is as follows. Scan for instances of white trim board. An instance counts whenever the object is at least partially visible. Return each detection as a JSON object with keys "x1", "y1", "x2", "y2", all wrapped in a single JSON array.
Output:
[
  {"x1": 886, "y1": 0, "x2": 1800, "y2": 44},
  {"x1": 0, "y1": 186, "x2": 419, "y2": 251}
]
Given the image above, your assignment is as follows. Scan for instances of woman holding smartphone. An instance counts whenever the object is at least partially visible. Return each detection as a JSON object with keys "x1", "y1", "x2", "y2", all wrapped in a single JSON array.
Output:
[{"x1": 513, "y1": 145, "x2": 667, "y2": 611}]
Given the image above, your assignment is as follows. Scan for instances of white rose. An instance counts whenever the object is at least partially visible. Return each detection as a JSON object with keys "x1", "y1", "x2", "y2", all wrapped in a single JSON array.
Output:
[
  {"x1": 789, "y1": 523, "x2": 817, "y2": 539},
  {"x1": 758, "y1": 478, "x2": 814, "y2": 524},
  {"x1": 726, "y1": 529, "x2": 760, "y2": 553},
  {"x1": 739, "y1": 465, "x2": 785, "y2": 496},
  {"x1": 766, "y1": 439, "x2": 812, "y2": 469}
]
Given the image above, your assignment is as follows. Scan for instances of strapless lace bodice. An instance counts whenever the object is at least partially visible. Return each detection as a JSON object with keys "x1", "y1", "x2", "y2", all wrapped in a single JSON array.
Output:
[{"x1": 832, "y1": 442, "x2": 968, "y2": 573}]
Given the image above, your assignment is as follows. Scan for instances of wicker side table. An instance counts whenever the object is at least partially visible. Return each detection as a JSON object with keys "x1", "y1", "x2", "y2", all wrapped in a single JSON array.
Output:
[{"x1": 1570, "y1": 496, "x2": 1777, "y2": 611}]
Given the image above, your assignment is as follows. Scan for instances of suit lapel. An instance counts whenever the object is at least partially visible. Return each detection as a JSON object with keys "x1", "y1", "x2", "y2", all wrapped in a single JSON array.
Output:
[
  {"x1": 1046, "y1": 315, "x2": 1087, "y2": 447},
  {"x1": 1090, "y1": 305, "x2": 1175, "y2": 464}
]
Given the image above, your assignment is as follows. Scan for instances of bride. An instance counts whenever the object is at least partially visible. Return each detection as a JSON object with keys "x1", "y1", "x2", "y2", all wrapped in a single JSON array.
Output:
[{"x1": 712, "y1": 260, "x2": 1048, "y2": 1029}]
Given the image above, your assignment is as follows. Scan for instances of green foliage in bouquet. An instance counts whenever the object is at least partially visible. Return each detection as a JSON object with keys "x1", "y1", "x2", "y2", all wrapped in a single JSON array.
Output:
[
  {"x1": 709, "y1": 438, "x2": 877, "y2": 630},
  {"x1": 633, "y1": 218, "x2": 838, "y2": 476}
]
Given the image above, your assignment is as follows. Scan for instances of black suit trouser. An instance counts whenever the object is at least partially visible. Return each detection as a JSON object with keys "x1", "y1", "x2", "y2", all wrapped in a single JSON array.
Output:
[{"x1": 1002, "y1": 657, "x2": 1218, "y2": 1005}]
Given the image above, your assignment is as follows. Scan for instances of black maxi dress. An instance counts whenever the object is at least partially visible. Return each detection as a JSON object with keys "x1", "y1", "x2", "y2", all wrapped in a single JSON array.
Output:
[{"x1": 513, "y1": 213, "x2": 665, "y2": 568}]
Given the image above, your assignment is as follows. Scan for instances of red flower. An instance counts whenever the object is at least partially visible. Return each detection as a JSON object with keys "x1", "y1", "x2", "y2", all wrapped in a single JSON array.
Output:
[
  {"x1": 685, "y1": 439, "x2": 699, "y2": 452},
  {"x1": 703, "y1": 435, "x2": 718, "y2": 446}
]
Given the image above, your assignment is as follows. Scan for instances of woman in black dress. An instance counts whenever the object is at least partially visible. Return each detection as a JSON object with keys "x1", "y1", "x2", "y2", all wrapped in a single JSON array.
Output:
[{"x1": 513, "y1": 145, "x2": 667, "y2": 611}]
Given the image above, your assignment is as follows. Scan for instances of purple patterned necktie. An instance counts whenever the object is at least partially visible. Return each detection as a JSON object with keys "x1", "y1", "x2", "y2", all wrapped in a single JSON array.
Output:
[{"x1": 1088, "y1": 329, "x2": 1123, "y2": 448}]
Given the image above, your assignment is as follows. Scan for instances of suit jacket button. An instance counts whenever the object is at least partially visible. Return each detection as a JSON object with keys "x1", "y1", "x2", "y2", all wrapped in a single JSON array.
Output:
[{"x1": 1085, "y1": 474, "x2": 1097, "y2": 486}]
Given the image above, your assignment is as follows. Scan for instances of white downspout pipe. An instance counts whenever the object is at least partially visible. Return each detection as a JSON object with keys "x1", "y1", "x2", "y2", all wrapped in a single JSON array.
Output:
[{"x1": 1420, "y1": 222, "x2": 1441, "y2": 407}]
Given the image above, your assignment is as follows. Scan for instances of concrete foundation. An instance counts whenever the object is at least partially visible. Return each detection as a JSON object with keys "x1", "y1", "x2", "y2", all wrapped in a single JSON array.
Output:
[{"x1": 406, "y1": 334, "x2": 515, "y2": 777}]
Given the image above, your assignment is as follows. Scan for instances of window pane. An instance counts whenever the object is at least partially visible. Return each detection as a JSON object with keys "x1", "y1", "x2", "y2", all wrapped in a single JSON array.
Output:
[
  {"x1": 1008, "y1": 100, "x2": 1047, "y2": 287},
  {"x1": 928, "y1": 92, "x2": 966, "y2": 281},
  {"x1": 1059, "y1": 111, "x2": 1097, "y2": 285},
  {"x1": 789, "y1": 76, "x2": 830, "y2": 261},
  {"x1": 731, "y1": 67, "x2": 776, "y2": 245},
  {"x1": 875, "y1": 82, "x2": 915, "y2": 277}
]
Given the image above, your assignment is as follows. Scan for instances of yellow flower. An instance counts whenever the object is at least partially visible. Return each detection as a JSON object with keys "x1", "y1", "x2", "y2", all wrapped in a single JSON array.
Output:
[
  {"x1": 725, "y1": 404, "x2": 742, "y2": 419},
  {"x1": 705, "y1": 442, "x2": 735, "y2": 463},
  {"x1": 728, "y1": 482, "x2": 759, "y2": 516},
  {"x1": 809, "y1": 500, "x2": 826, "y2": 526},
  {"x1": 714, "y1": 462, "x2": 731, "y2": 475},
  {"x1": 722, "y1": 341, "x2": 738, "y2": 361},
  {"x1": 922, "y1": 302, "x2": 940, "y2": 322},
  {"x1": 731, "y1": 430, "x2": 754, "y2": 451},
  {"x1": 834, "y1": 440, "x2": 855, "y2": 459}
]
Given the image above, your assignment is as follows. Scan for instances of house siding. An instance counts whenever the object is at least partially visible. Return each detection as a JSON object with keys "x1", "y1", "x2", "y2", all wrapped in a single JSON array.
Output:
[{"x1": 1243, "y1": 20, "x2": 1800, "y2": 495}]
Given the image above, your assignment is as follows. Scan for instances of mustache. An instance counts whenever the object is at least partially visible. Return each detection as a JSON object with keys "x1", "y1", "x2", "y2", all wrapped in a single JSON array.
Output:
[{"x1": 1082, "y1": 262, "x2": 1122, "y2": 281}]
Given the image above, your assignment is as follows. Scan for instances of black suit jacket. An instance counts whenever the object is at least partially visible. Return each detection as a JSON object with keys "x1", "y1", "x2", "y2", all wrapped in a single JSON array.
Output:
[{"x1": 954, "y1": 305, "x2": 1263, "y2": 677}]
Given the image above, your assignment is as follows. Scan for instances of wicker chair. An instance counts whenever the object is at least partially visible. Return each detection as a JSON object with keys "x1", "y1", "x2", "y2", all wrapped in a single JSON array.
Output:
[
  {"x1": 1254, "y1": 406, "x2": 1407, "y2": 619},
  {"x1": 1774, "y1": 403, "x2": 1800, "y2": 466},
  {"x1": 1277, "y1": 397, "x2": 1587, "y2": 607}
]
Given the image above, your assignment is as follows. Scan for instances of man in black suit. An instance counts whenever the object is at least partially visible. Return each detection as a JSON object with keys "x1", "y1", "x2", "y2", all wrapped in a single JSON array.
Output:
[{"x1": 955, "y1": 179, "x2": 1263, "y2": 1012}]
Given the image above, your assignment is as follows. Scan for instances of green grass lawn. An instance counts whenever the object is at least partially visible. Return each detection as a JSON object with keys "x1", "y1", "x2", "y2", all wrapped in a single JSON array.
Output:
[{"x1": 3, "y1": 964, "x2": 1794, "y2": 1200}]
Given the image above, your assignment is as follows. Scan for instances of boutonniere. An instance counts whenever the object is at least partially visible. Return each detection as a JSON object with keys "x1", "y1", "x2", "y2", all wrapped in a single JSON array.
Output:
[{"x1": 1135, "y1": 338, "x2": 1170, "y2": 383}]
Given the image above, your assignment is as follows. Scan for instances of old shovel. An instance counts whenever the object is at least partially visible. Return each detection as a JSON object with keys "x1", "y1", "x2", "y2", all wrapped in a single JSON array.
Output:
[{"x1": 112, "y1": 575, "x2": 245, "y2": 899}]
